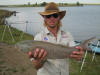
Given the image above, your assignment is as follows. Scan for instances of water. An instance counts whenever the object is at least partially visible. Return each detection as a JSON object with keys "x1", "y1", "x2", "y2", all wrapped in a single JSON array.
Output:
[{"x1": 0, "y1": 5, "x2": 100, "y2": 41}]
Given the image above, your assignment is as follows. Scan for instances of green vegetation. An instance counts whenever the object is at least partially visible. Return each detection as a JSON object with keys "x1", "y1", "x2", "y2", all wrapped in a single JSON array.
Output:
[
  {"x1": 0, "y1": 2, "x2": 84, "y2": 7},
  {"x1": 83, "y1": 3, "x2": 100, "y2": 5},
  {"x1": 5, "y1": 68, "x2": 18, "y2": 73},
  {"x1": 21, "y1": 67, "x2": 26, "y2": 72},
  {"x1": 69, "y1": 52, "x2": 100, "y2": 75},
  {"x1": 0, "y1": 10, "x2": 16, "y2": 25},
  {"x1": 0, "y1": 25, "x2": 34, "y2": 44},
  {"x1": 0, "y1": 2, "x2": 100, "y2": 7}
]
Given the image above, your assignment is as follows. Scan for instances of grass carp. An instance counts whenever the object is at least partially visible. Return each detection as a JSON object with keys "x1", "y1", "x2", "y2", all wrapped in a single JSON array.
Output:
[{"x1": 16, "y1": 37, "x2": 95, "y2": 59}]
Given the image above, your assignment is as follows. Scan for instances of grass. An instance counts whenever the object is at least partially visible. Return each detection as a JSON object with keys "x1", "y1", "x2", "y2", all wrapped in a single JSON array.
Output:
[
  {"x1": 0, "y1": 9, "x2": 16, "y2": 25},
  {"x1": 69, "y1": 52, "x2": 100, "y2": 75},
  {"x1": 0, "y1": 10, "x2": 11, "y2": 17},
  {"x1": 0, "y1": 25, "x2": 34, "y2": 44},
  {"x1": 21, "y1": 67, "x2": 26, "y2": 72}
]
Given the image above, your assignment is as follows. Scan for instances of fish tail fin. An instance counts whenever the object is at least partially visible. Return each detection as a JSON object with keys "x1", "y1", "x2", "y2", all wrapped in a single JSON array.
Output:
[{"x1": 80, "y1": 37, "x2": 96, "y2": 51}]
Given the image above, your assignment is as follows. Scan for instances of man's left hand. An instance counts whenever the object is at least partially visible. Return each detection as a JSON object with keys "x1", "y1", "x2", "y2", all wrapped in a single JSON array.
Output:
[{"x1": 70, "y1": 46, "x2": 84, "y2": 60}]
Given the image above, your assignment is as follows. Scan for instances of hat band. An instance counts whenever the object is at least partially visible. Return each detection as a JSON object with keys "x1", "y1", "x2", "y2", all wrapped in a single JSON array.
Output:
[{"x1": 45, "y1": 10, "x2": 59, "y2": 12}]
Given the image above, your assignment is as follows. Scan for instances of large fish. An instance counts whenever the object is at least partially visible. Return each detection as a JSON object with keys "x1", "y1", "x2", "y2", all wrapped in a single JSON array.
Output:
[{"x1": 16, "y1": 37, "x2": 95, "y2": 59}]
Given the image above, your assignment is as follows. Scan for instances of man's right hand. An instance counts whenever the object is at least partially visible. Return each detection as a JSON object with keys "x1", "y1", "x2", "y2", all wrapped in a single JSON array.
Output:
[{"x1": 28, "y1": 48, "x2": 47, "y2": 70}]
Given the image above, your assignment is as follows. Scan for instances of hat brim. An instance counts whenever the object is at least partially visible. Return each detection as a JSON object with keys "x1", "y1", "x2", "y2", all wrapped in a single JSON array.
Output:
[{"x1": 39, "y1": 10, "x2": 66, "y2": 19}]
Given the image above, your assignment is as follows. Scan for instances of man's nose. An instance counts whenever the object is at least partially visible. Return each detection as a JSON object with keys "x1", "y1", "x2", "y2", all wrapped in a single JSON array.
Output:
[{"x1": 49, "y1": 16, "x2": 55, "y2": 19}]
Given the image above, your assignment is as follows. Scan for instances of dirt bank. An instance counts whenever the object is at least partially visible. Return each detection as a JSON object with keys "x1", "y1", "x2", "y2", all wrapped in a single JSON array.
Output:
[{"x1": 0, "y1": 43, "x2": 37, "y2": 75}]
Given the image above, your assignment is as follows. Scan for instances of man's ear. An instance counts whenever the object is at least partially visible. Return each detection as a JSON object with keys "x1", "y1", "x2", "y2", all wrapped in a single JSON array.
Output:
[
  {"x1": 43, "y1": 15, "x2": 46, "y2": 20},
  {"x1": 42, "y1": 15, "x2": 45, "y2": 18}
]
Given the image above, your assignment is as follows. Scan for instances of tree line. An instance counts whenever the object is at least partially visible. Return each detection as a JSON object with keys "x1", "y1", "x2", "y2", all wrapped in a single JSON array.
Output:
[{"x1": 27, "y1": 2, "x2": 83, "y2": 7}]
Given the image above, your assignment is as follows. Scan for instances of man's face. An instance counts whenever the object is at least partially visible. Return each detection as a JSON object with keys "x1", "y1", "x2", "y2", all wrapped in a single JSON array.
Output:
[{"x1": 44, "y1": 13, "x2": 60, "y2": 28}]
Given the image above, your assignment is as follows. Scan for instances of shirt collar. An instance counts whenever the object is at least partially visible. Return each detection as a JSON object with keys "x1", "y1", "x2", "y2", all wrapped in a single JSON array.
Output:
[
  {"x1": 44, "y1": 27, "x2": 50, "y2": 35},
  {"x1": 44, "y1": 27, "x2": 62, "y2": 35}
]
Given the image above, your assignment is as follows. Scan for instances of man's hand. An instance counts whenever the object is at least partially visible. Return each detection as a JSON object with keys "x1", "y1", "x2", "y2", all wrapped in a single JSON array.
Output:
[
  {"x1": 70, "y1": 46, "x2": 84, "y2": 60},
  {"x1": 28, "y1": 48, "x2": 47, "y2": 70}
]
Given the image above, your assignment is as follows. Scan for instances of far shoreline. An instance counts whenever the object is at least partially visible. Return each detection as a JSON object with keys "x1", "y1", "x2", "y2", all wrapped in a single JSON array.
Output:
[{"x1": 0, "y1": 4, "x2": 100, "y2": 8}]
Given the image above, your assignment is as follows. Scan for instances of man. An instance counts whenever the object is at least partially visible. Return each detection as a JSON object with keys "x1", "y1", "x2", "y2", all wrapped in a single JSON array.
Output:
[{"x1": 28, "y1": 2, "x2": 83, "y2": 75}]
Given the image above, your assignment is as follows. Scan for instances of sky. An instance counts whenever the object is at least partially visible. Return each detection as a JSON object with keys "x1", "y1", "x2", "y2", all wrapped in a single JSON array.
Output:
[{"x1": 0, "y1": 0, "x2": 100, "y2": 5}]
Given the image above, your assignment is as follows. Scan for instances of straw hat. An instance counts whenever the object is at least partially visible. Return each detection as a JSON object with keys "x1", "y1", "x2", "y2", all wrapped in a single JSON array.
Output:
[{"x1": 39, "y1": 2, "x2": 66, "y2": 19}]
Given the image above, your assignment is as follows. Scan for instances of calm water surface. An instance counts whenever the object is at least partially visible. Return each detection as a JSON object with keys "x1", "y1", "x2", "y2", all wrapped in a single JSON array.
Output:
[{"x1": 0, "y1": 5, "x2": 100, "y2": 41}]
